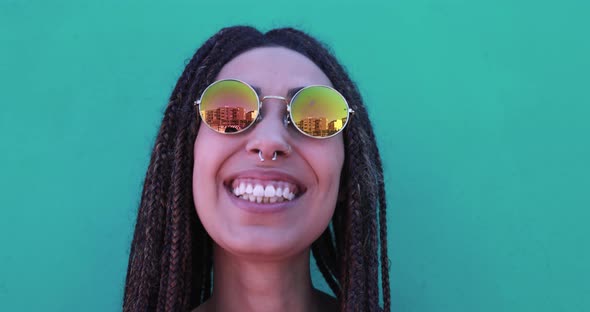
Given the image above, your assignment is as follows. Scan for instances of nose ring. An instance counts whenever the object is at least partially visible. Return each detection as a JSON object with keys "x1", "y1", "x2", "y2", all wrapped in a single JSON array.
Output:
[{"x1": 258, "y1": 150, "x2": 278, "y2": 162}]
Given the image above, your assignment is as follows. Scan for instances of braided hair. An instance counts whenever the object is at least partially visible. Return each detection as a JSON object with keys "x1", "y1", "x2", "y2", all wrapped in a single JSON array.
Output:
[{"x1": 123, "y1": 26, "x2": 390, "y2": 312}]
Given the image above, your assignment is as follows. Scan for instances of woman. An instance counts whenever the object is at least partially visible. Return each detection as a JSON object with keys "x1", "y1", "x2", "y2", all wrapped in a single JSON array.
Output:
[{"x1": 123, "y1": 26, "x2": 390, "y2": 312}]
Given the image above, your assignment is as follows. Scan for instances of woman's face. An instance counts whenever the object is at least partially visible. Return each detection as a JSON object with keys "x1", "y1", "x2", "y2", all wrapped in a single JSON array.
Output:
[{"x1": 193, "y1": 47, "x2": 344, "y2": 260}]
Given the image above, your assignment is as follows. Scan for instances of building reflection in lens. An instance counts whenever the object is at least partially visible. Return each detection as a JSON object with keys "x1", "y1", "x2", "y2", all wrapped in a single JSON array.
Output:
[
  {"x1": 295, "y1": 116, "x2": 347, "y2": 136},
  {"x1": 202, "y1": 107, "x2": 347, "y2": 136},
  {"x1": 201, "y1": 106, "x2": 257, "y2": 132}
]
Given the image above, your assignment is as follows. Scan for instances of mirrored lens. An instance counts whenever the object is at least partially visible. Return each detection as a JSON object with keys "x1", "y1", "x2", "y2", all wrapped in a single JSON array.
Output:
[
  {"x1": 290, "y1": 86, "x2": 350, "y2": 138},
  {"x1": 199, "y1": 80, "x2": 259, "y2": 134}
]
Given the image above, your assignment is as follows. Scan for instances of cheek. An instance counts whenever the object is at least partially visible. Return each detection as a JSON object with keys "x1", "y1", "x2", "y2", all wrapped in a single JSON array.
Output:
[
  {"x1": 192, "y1": 129, "x2": 223, "y2": 219},
  {"x1": 192, "y1": 124, "x2": 229, "y2": 185},
  {"x1": 193, "y1": 134, "x2": 211, "y2": 191},
  {"x1": 304, "y1": 138, "x2": 345, "y2": 222},
  {"x1": 314, "y1": 139, "x2": 345, "y2": 190},
  {"x1": 300, "y1": 140, "x2": 344, "y2": 248}
]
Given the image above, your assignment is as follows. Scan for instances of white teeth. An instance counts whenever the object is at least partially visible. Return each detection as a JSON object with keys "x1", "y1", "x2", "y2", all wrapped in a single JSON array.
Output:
[
  {"x1": 231, "y1": 181, "x2": 299, "y2": 203},
  {"x1": 264, "y1": 185, "x2": 275, "y2": 197},
  {"x1": 253, "y1": 185, "x2": 264, "y2": 196}
]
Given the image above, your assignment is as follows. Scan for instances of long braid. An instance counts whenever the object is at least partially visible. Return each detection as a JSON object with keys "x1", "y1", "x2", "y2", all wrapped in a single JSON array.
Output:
[
  {"x1": 347, "y1": 127, "x2": 371, "y2": 311},
  {"x1": 357, "y1": 100, "x2": 381, "y2": 312},
  {"x1": 317, "y1": 226, "x2": 341, "y2": 282},
  {"x1": 312, "y1": 229, "x2": 341, "y2": 297},
  {"x1": 162, "y1": 115, "x2": 193, "y2": 311},
  {"x1": 124, "y1": 105, "x2": 175, "y2": 311},
  {"x1": 362, "y1": 126, "x2": 381, "y2": 312},
  {"x1": 156, "y1": 110, "x2": 185, "y2": 309},
  {"x1": 354, "y1": 82, "x2": 391, "y2": 311},
  {"x1": 332, "y1": 195, "x2": 348, "y2": 288},
  {"x1": 375, "y1": 154, "x2": 391, "y2": 311}
]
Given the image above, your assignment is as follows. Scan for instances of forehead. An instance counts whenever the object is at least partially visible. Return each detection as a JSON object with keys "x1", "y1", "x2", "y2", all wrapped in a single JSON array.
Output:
[{"x1": 215, "y1": 47, "x2": 333, "y2": 92}]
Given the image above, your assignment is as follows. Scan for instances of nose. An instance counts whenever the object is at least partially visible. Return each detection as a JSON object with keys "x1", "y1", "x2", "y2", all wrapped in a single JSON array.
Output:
[{"x1": 245, "y1": 99, "x2": 292, "y2": 162}]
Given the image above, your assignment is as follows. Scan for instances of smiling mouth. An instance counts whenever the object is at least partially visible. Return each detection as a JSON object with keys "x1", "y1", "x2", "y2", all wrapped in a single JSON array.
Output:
[{"x1": 229, "y1": 178, "x2": 302, "y2": 204}]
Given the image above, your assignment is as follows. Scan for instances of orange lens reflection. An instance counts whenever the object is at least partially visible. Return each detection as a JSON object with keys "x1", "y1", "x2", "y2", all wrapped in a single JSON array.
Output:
[
  {"x1": 199, "y1": 80, "x2": 259, "y2": 133},
  {"x1": 290, "y1": 86, "x2": 349, "y2": 138}
]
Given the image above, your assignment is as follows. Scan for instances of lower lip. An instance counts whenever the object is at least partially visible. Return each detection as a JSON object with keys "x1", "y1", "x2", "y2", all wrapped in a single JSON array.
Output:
[{"x1": 226, "y1": 187, "x2": 299, "y2": 214}]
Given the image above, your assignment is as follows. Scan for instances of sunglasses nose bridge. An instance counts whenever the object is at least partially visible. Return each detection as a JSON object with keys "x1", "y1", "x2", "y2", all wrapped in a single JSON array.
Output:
[
  {"x1": 260, "y1": 95, "x2": 289, "y2": 105},
  {"x1": 259, "y1": 95, "x2": 290, "y2": 122}
]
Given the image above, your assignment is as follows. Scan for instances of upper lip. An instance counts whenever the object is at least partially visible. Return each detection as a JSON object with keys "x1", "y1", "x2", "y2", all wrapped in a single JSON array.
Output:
[{"x1": 224, "y1": 169, "x2": 307, "y2": 193}]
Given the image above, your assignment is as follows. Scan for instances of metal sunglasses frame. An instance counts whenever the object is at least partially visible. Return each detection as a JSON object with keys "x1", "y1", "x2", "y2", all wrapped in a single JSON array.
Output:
[{"x1": 193, "y1": 78, "x2": 355, "y2": 139}]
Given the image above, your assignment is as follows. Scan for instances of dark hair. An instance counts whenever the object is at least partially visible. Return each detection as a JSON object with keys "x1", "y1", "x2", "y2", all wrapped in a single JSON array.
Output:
[{"x1": 123, "y1": 25, "x2": 390, "y2": 312}]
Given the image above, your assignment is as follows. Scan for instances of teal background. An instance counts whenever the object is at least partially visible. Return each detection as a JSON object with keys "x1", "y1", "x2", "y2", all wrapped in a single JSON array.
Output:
[{"x1": 1, "y1": 0, "x2": 589, "y2": 311}]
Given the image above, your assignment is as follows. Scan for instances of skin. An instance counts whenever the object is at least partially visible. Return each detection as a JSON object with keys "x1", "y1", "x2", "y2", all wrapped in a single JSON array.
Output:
[{"x1": 192, "y1": 47, "x2": 344, "y2": 312}]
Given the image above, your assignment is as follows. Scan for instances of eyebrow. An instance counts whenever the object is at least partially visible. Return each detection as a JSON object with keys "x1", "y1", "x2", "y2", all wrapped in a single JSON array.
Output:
[{"x1": 251, "y1": 86, "x2": 305, "y2": 99}]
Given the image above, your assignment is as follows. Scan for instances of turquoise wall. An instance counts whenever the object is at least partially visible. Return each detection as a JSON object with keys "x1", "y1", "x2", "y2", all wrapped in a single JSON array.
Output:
[{"x1": 1, "y1": 0, "x2": 588, "y2": 311}]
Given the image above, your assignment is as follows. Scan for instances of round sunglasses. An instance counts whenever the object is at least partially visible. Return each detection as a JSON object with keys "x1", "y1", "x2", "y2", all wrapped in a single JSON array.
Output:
[{"x1": 193, "y1": 79, "x2": 354, "y2": 139}]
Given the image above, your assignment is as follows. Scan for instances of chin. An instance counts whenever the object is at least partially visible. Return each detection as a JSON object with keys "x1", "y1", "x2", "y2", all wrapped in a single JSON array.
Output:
[{"x1": 214, "y1": 230, "x2": 313, "y2": 260}]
